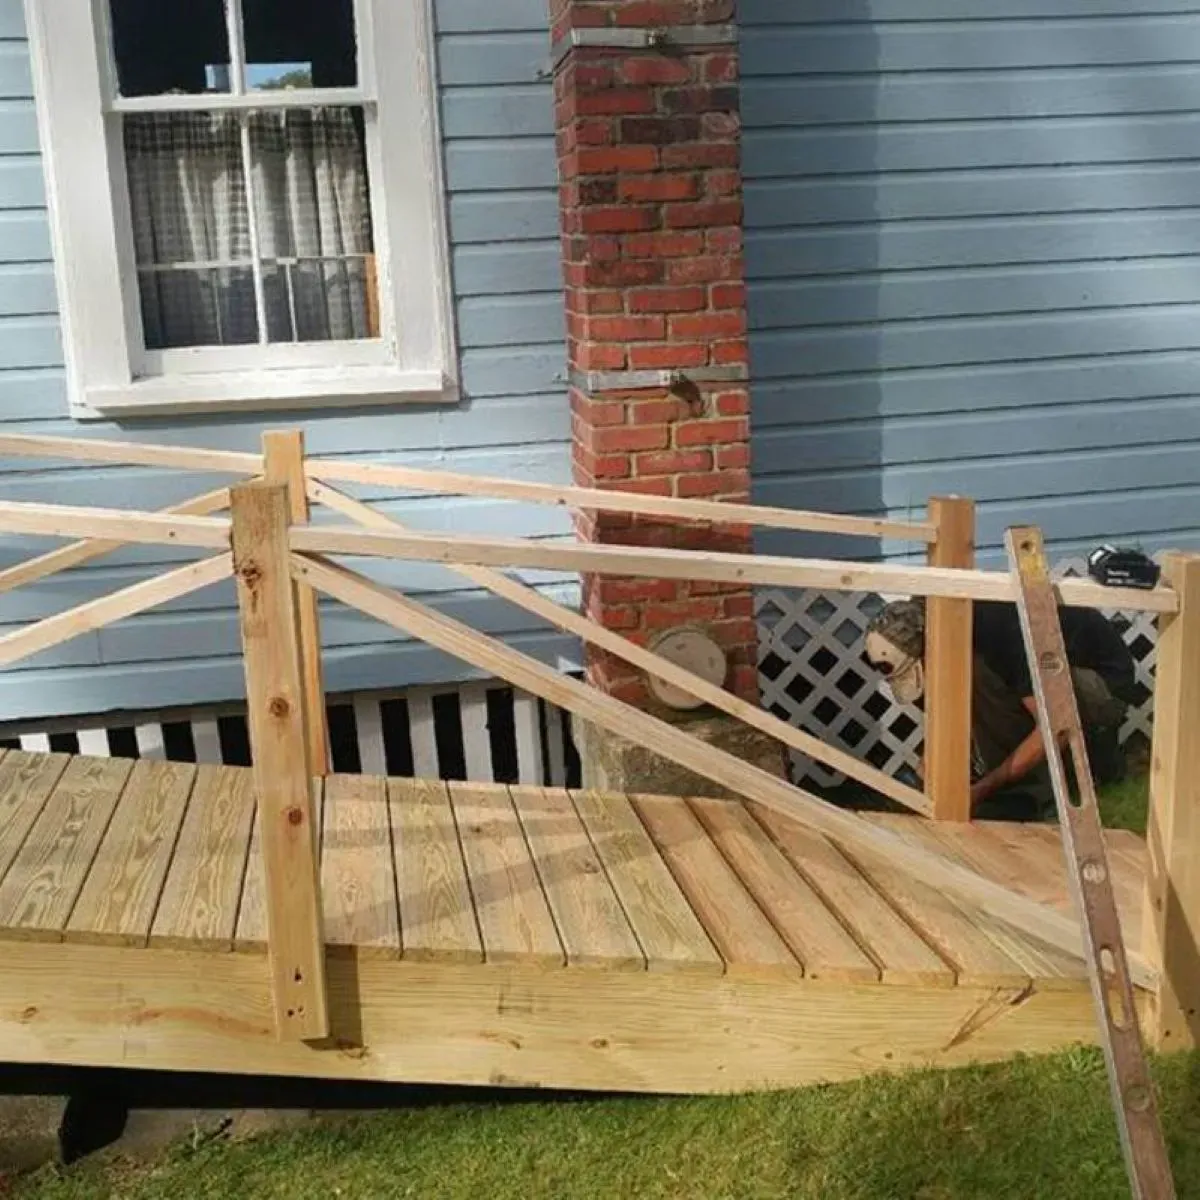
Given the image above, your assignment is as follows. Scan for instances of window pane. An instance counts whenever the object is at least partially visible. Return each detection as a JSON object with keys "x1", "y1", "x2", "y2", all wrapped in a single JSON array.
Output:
[
  {"x1": 124, "y1": 114, "x2": 259, "y2": 349},
  {"x1": 109, "y1": 1, "x2": 231, "y2": 98},
  {"x1": 249, "y1": 108, "x2": 377, "y2": 343},
  {"x1": 243, "y1": 0, "x2": 357, "y2": 90}
]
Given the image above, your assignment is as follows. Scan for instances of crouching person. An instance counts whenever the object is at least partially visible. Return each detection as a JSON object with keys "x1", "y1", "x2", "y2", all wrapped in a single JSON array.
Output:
[{"x1": 862, "y1": 597, "x2": 1137, "y2": 821}]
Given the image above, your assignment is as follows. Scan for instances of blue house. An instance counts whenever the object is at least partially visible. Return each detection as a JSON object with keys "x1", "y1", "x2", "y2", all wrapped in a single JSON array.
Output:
[{"x1": 1, "y1": 0, "x2": 1196, "y2": 758}]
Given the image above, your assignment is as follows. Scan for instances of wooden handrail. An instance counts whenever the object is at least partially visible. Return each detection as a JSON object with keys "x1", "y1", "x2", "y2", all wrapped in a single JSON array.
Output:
[
  {"x1": 306, "y1": 456, "x2": 936, "y2": 543},
  {"x1": 0, "y1": 486, "x2": 234, "y2": 595},
  {"x1": 0, "y1": 433, "x2": 261, "y2": 475},
  {"x1": 289, "y1": 524, "x2": 1179, "y2": 614},
  {"x1": 0, "y1": 496, "x2": 1175, "y2": 613}
]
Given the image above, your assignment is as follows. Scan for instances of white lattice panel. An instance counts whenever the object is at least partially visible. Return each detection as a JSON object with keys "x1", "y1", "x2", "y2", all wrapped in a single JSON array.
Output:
[{"x1": 757, "y1": 556, "x2": 1160, "y2": 789}]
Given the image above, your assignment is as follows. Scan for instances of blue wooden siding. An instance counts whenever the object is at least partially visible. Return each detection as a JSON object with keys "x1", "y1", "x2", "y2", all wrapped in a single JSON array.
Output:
[
  {"x1": 742, "y1": 0, "x2": 1200, "y2": 567},
  {"x1": 0, "y1": 0, "x2": 575, "y2": 720}
]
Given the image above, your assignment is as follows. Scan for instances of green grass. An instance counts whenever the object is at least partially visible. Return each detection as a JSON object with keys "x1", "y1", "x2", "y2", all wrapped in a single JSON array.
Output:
[{"x1": 12, "y1": 775, "x2": 1174, "y2": 1200}]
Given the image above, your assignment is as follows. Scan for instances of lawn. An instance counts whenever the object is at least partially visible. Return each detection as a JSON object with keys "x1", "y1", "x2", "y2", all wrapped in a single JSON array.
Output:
[{"x1": 13, "y1": 773, "x2": 1182, "y2": 1200}]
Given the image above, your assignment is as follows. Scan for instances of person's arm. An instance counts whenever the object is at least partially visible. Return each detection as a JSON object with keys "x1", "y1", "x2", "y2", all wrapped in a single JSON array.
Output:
[{"x1": 970, "y1": 696, "x2": 1049, "y2": 809}]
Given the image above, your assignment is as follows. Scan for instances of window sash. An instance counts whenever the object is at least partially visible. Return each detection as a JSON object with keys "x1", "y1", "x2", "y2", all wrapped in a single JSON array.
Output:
[{"x1": 25, "y1": 0, "x2": 453, "y2": 418}]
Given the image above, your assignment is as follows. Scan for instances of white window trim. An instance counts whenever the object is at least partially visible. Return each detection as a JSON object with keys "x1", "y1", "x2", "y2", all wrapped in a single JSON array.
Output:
[{"x1": 24, "y1": 0, "x2": 458, "y2": 419}]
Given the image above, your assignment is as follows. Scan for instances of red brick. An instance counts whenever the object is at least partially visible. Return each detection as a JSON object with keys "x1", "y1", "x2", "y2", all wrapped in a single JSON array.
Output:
[
  {"x1": 619, "y1": 174, "x2": 699, "y2": 203},
  {"x1": 607, "y1": 476, "x2": 675, "y2": 497},
  {"x1": 711, "y1": 281, "x2": 746, "y2": 309},
  {"x1": 571, "y1": 391, "x2": 627, "y2": 426},
  {"x1": 669, "y1": 310, "x2": 745, "y2": 339},
  {"x1": 634, "y1": 448, "x2": 712, "y2": 476},
  {"x1": 662, "y1": 142, "x2": 740, "y2": 169},
  {"x1": 569, "y1": 288, "x2": 625, "y2": 315},
  {"x1": 574, "y1": 446, "x2": 632, "y2": 481},
  {"x1": 716, "y1": 443, "x2": 751, "y2": 470},
  {"x1": 575, "y1": 340, "x2": 626, "y2": 371},
  {"x1": 577, "y1": 88, "x2": 657, "y2": 117},
  {"x1": 712, "y1": 339, "x2": 749, "y2": 364},
  {"x1": 664, "y1": 200, "x2": 742, "y2": 229},
  {"x1": 662, "y1": 86, "x2": 739, "y2": 115},
  {"x1": 665, "y1": 255, "x2": 739, "y2": 285},
  {"x1": 601, "y1": 605, "x2": 642, "y2": 631},
  {"x1": 629, "y1": 286, "x2": 707, "y2": 313},
  {"x1": 620, "y1": 116, "x2": 702, "y2": 144},
  {"x1": 704, "y1": 168, "x2": 741, "y2": 197},
  {"x1": 586, "y1": 314, "x2": 666, "y2": 341},
  {"x1": 642, "y1": 598, "x2": 723, "y2": 630},
  {"x1": 676, "y1": 469, "x2": 750, "y2": 498},
  {"x1": 628, "y1": 342, "x2": 708, "y2": 369},
  {"x1": 576, "y1": 177, "x2": 619, "y2": 204},
  {"x1": 576, "y1": 118, "x2": 614, "y2": 146},
  {"x1": 703, "y1": 52, "x2": 739, "y2": 83},
  {"x1": 701, "y1": 111, "x2": 740, "y2": 139},
  {"x1": 622, "y1": 230, "x2": 706, "y2": 259},
  {"x1": 580, "y1": 205, "x2": 659, "y2": 234},
  {"x1": 574, "y1": 61, "x2": 615, "y2": 88},
  {"x1": 582, "y1": 259, "x2": 665, "y2": 287},
  {"x1": 590, "y1": 423, "x2": 670, "y2": 454},
  {"x1": 675, "y1": 418, "x2": 749, "y2": 447},
  {"x1": 618, "y1": 56, "x2": 691, "y2": 85},
  {"x1": 707, "y1": 227, "x2": 742, "y2": 253},
  {"x1": 577, "y1": 146, "x2": 659, "y2": 174},
  {"x1": 715, "y1": 390, "x2": 749, "y2": 416},
  {"x1": 597, "y1": 577, "x2": 681, "y2": 604},
  {"x1": 722, "y1": 593, "x2": 755, "y2": 620},
  {"x1": 630, "y1": 397, "x2": 686, "y2": 425}
]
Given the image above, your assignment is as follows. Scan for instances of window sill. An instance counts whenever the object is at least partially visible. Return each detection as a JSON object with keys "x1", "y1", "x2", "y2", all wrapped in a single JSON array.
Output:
[{"x1": 75, "y1": 366, "x2": 457, "y2": 420}]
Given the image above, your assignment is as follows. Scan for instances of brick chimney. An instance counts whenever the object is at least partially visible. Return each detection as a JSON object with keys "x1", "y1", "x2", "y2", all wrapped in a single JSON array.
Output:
[{"x1": 550, "y1": 1, "x2": 784, "y2": 792}]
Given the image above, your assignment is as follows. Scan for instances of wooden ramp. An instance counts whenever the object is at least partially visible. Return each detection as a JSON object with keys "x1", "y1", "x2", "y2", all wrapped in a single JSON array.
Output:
[{"x1": 0, "y1": 749, "x2": 1149, "y2": 1094}]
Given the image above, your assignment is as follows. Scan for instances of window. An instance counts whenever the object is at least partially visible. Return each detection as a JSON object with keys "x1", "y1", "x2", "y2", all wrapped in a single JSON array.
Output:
[{"x1": 26, "y1": 0, "x2": 455, "y2": 417}]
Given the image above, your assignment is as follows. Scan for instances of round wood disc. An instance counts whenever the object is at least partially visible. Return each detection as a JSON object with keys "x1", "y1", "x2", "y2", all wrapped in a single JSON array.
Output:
[{"x1": 645, "y1": 627, "x2": 727, "y2": 710}]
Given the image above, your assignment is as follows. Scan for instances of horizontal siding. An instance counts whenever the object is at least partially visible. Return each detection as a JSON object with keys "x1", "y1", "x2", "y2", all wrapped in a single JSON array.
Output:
[
  {"x1": 0, "y1": 0, "x2": 574, "y2": 722},
  {"x1": 743, "y1": 1, "x2": 1200, "y2": 564}
]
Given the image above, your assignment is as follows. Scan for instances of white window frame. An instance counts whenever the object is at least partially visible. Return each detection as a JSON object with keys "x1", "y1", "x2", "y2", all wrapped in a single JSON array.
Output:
[{"x1": 24, "y1": 0, "x2": 457, "y2": 419}]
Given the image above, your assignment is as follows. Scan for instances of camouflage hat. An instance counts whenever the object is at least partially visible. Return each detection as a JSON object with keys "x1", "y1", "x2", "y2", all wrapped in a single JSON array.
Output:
[{"x1": 864, "y1": 598, "x2": 926, "y2": 661}]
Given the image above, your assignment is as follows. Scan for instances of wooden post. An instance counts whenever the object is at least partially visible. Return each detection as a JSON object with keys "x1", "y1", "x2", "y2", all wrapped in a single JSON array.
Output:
[
  {"x1": 1143, "y1": 551, "x2": 1200, "y2": 1051},
  {"x1": 263, "y1": 429, "x2": 329, "y2": 777},
  {"x1": 924, "y1": 496, "x2": 975, "y2": 822},
  {"x1": 231, "y1": 481, "x2": 329, "y2": 1042}
]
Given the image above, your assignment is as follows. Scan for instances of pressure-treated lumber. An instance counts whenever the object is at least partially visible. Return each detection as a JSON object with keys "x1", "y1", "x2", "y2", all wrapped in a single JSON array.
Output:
[
  {"x1": 0, "y1": 553, "x2": 233, "y2": 668},
  {"x1": 0, "y1": 942, "x2": 1127, "y2": 1094},
  {"x1": 924, "y1": 496, "x2": 976, "y2": 822},
  {"x1": 0, "y1": 432, "x2": 261, "y2": 475},
  {"x1": 290, "y1": 524, "x2": 1177, "y2": 615},
  {"x1": 0, "y1": 486, "x2": 232, "y2": 596},
  {"x1": 292, "y1": 551, "x2": 1155, "y2": 985},
  {"x1": 231, "y1": 483, "x2": 328, "y2": 1042},
  {"x1": 1143, "y1": 552, "x2": 1200, "y2": 1051},
  {"x1": 264, "y1": 431, "x2": 327, "y2": 777},
  {"x1": 307, "y1": 480, "x2": 930, "y2": 816},
  {"x1": 306, "y1": 456, "x2": 935, "y2": 543},
  {"x1": 0, "y1": 500, "x2": 229, "y2": 549}
]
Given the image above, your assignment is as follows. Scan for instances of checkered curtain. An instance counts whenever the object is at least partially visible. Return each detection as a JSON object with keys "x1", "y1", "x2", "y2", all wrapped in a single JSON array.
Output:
[{"x1": 123, "y1": 108, "x2": 373, "y2": 349}]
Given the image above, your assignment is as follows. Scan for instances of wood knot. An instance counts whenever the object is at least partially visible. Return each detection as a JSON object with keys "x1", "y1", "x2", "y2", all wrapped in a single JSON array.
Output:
[
  {"x1": 269, "y1": 696, "x2": 290, "y2": 718},
  {"x1": 287, "y1": 807, "x2": 304, "y2": 827},
  {"x1": 238, "y1": 564, "x2": 263, "y2": 587}
]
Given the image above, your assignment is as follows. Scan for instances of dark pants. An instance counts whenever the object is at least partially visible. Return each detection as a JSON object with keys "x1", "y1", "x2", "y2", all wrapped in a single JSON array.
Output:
[{"x1": 969, "y1": 655, "x2": 1128, "y2": 822}]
